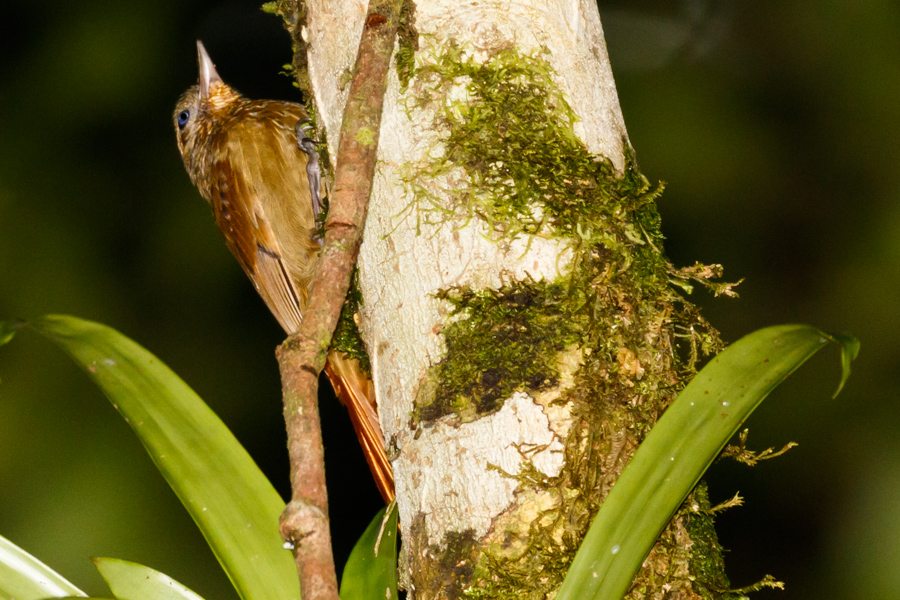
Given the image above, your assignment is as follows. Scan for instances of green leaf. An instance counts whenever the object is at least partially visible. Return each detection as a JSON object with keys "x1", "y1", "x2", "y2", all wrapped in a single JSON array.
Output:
[
  {"x1": 340, "y1": 504, "x2": 399, "y2": 600},
  {"x1": 93, "y1": 557, "x2": 204, "y2": 600},
  {"x1": 829, "y1": 332, "x2": 860, "y2": 398},
  {"x1": 556, "y1": 324, "x2": 857, "y2": 600},
  {"x1": 0, "y1": 533, "x2": 86, "y2": 599},
  {"x1": 29, "y1": 315, "x2": 299, "y2": 600}
]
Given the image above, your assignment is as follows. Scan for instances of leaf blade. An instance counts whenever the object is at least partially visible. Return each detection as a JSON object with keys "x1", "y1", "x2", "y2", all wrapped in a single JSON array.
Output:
[
  {"x1": 30, "y1": 315, "x2": 299, "y2": 600},
  {"x1": 340, "y1": 504, "x2": 399, "y2": 600},
  {"x1": 828, "y1": 332, "x2": 860, "y2": 397},
  {"x1": 556, "y1": 324, "x2": 855, "y2": 600},
  {"x1": 93, "y1": 558, "x2": 204, "y2": 600},
  {"x1": 0, "y1": 533, "x2": 86, "y2": 599}
]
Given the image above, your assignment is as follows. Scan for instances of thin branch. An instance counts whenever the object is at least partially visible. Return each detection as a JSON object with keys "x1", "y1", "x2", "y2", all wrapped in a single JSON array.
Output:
[{"x1": 276, "y1": 1, "x2": 402, "y2": 599}]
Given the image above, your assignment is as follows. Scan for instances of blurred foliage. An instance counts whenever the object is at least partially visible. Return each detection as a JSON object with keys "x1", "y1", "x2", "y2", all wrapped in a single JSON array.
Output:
[{"x1": 0, "y1": 0, "x2": 897, "y2": 598}]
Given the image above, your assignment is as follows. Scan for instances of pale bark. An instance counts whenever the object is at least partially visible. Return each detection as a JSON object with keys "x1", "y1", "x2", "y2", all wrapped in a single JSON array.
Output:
[{"x1": 307, "y1": 0, "x2": 624, "y2": 525}]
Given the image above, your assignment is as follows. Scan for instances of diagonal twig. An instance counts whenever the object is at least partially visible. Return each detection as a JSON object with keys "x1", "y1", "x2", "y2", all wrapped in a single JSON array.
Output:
[{"x1": 275, "y1": 1, "x2": 402, "y2": 599}]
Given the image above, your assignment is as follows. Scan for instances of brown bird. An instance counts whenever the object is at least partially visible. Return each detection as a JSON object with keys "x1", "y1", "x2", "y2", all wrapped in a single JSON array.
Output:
[{"x1": 173, "y1": 41, "x2": 393, "y2": 503}]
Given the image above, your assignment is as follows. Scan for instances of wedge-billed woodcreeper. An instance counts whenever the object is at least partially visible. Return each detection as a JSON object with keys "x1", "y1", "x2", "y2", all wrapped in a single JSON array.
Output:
[{"x1": 173, "y1": 41, "x2": 393, "y2": 502}]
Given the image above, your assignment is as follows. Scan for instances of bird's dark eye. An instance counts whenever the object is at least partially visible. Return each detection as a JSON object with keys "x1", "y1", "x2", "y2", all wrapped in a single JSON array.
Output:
[{"x1": 177, "y1": 110, "x2": 191, "y2": 129}]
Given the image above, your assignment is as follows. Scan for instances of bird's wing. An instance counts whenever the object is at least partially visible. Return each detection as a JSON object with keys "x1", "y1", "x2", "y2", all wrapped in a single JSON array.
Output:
[
  {"x1": 210, "y1": 154, "x2": 305, "y2": 333},
  {"x1": 253, "y1": 236, "x2": 305, "y2": 334}
]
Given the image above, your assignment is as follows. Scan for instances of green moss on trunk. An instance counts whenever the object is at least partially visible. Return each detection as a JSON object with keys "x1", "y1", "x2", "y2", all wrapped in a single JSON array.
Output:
[{"x1": 401, "y1": 43, "x2": 741, "y2": 599}]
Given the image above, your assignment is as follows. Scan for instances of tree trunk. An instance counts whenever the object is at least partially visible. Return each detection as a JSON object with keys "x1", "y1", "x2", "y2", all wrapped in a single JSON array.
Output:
[{"x1": 275, "y1": 0, "x2": 732, "y2": 597}]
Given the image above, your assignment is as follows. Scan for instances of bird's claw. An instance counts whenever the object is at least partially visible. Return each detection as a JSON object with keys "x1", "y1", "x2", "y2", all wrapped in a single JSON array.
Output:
[{"x1": 296, "y1": 121, "x2": 323, "y2": 227}]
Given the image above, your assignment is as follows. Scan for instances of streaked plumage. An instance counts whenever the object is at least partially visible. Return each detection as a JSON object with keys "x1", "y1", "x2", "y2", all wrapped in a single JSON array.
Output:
[{"x1": 174, "y1": 41, "x2": 393, "y2": 502}]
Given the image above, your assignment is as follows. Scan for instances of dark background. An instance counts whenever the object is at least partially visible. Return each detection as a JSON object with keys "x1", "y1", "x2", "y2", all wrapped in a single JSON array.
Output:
[{"x1": 0, "y1": 1, "x2": 896, "y2": 598}]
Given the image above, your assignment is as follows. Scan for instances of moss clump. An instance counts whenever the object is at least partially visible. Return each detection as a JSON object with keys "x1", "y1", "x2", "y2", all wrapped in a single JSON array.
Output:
[
  {"x1": 685, "y1": 483, "x2": 737, "y2": 599},
  {"x1": 331, "y1": 269, "x2": 370, "y2": 374},
  {"x1": 395, "y1": 0, "x2": 419, "y2": 90},
  {"x1": 686, "y1": 483, "x2": 785, "y2": 599},
  {"x1": 408, "y1": 514, "x2": 480, "y2": 598},
  {"x1": 416, "y1": 279, "x2": 585, "y2": 422},
  {"x1": 406, "y1": 45, "x2": 665, "y2": 251}
]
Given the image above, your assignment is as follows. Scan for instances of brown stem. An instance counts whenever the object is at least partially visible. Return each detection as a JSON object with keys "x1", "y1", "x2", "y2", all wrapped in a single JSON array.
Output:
[{"x1": 276, "y1": 1, "x2": 402, "y2": 599}]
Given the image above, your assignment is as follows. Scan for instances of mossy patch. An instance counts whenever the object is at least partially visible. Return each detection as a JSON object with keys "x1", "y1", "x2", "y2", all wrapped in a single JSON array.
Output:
[
  {"x1": 395, "y1": 0, "x2": 419, "y2": 90},
  {"x1": 407, "y1": 514, "x2": 480, "y2": 598},
  {"x1": 416, "y1": 279, "x2": 585, "y2": 422},
  {"x1": 404, "y1": 45, "x2": 660, "y2": 247},
  {"x1": 406, "y1": 44, "x2": 726, "y2": 428},
  {"x1": 401, "y1": 43, "x2": 736, "y2": 597},
  {"x1": 686, "y1": 482, "x2": 785, "y2": 599},
  {"x1": 331, "y1": 268, "x2": 370, "y2": 374},
  {"x1": 685, "y1": 483, "x2": 736, "y2": 599}
]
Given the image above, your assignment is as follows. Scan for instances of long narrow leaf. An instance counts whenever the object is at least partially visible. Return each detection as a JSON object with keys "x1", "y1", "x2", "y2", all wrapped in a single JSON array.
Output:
[
  {"x1": 556, "y1": 324, "x2": 857, "y2": 600},
  {"x1": 340, "y1": 504, "x2": 399, "y2": 600},
  {"x1": 29, "y1": 315, "x2": 299, "y2": 600},
  {"x1": 0, "y1": 533, "x2": 86, "y2": 599},
  {"x1": 93, "y1": 557, "x2": 204, "y2": 600}
]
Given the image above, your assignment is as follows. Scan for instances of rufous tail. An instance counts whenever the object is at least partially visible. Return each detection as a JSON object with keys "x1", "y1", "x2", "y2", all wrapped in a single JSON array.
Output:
[{"x1": 324, "y1": 350, "x2": 394, "y2": 503}]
